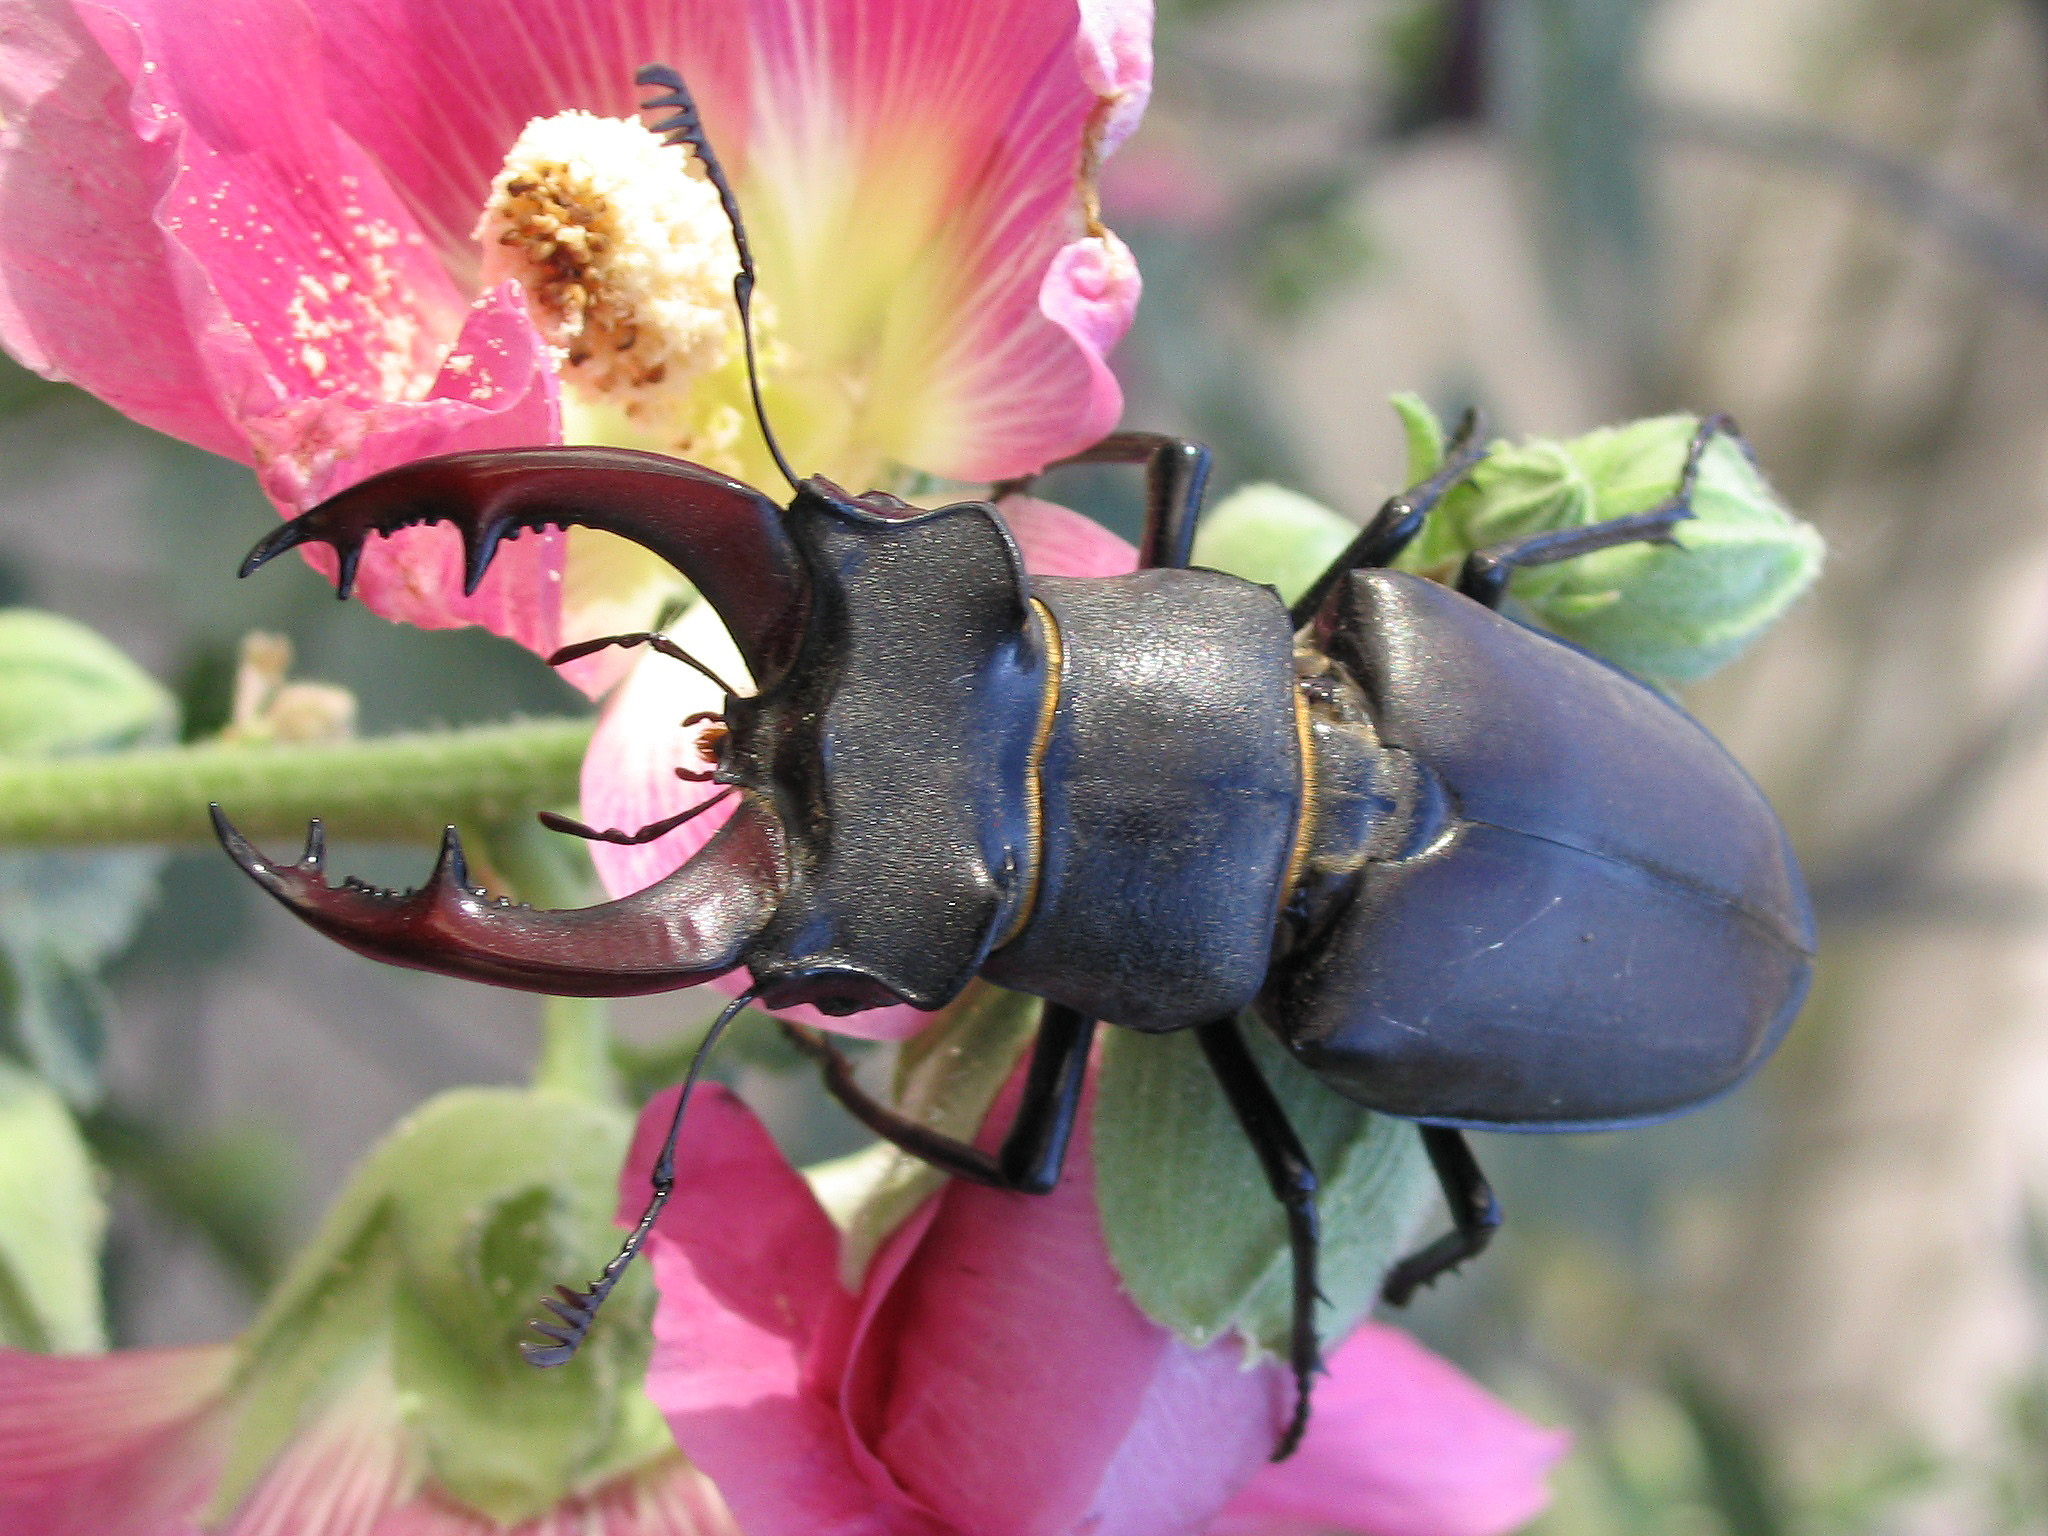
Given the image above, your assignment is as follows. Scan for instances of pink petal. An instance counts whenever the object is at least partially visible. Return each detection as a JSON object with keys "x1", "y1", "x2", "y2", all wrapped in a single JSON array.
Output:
[
  {"x1": 0, "y1": 0, "x2": 242, "y2": 457},
  {"x1": 630, "y1": 1087, "x2": 913, "y2": 1536},
  {"x1": 53, "y1": 0, "x2": 572, "y2": 649},
  {"x1": 736, "y1": 0, "x2": 1148, "y2": 482},
  {"x1": 842, "y1": 1071, "x2": 1281, "y2": 1536},
  {"x1": 0, "y1": 1343, "x2": 234, "y2": 1535},
  {"x1": 1001, "y1": 494, "x2": 1140, "y2": 578},
  {"x1": 1042, "y1": 233, "x2": 1143, "y2": 369},
  {"x1": 1210, "y1": 1325, "x2": 1570, "y2": 1536},
  {"x1": 288, "y1": 285, "x2": 568, "y2": 658},
  {"x1": 308, "y1": 0, "x2": 753, "y2": 275},
  {"x1": 218, "y1": 1368, "x2": 413, "y2": 1536},
  {"x1": 79, "y1": 0, "x2": 465, "y2": 411},
  {"x1": 1075, "y1": 0, "x2": 1154, "y2": 158}
]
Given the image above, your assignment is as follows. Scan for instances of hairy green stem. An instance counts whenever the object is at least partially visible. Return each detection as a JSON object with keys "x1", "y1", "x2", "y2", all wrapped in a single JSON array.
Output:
[
  {"x1": 534, "y1": 996, "x2": 622, "y2": 1105},
  {"x1": 0, "y1": 718, "x2": 592, "y2": 847}
]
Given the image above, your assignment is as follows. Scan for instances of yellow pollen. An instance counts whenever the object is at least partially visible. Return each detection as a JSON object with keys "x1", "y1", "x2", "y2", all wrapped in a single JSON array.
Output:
[{"x1": 476, "y1": 111, "x2": 748, "y2": 451}]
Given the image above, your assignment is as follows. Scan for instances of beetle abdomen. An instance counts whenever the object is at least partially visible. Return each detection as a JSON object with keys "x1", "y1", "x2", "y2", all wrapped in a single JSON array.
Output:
[{"x1": 1263, "y1": 570, "x2": 1815, "y2": 1128}]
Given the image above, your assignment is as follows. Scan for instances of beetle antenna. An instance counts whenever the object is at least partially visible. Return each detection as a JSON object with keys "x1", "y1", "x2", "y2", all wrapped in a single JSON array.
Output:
[
  {"x1": 522, "y1": 984, "x2": 758, "y2": 1368},
  {"x1": 636, "y1": 62, "x2": 800, "y2": 496}
]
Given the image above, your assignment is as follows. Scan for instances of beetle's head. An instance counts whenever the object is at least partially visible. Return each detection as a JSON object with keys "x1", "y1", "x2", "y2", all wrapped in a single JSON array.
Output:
[{"x1": 214, "y1": 453, "x2": 1051, "y2": 1017}]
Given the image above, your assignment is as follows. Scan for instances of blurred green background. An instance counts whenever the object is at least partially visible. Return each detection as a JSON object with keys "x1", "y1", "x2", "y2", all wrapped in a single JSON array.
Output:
[{"x1": 9, "y1": 0, "x2": 2048, "y2": 1530}]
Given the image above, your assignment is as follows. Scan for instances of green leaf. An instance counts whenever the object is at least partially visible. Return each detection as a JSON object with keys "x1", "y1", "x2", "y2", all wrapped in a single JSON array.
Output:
[
  {"x1": 0, "y1": 614, "x2": 175, "y2": 1105},
  {"x1": 0, "y1": 610, "x2": 177, "y2": 758},
  {"x1": 1192, "y1": 483, "x2": 1359, "y2": 603},
  {"x1": 828, "y1": 982, "x2": 1039, "y2": 1285},
  {"x1": 1094, "y1": 1020, "x2": 1431, "y2": 1358},
  {"x1": 0, "y1": 1059, "x2": 106, "y2": 1350}
]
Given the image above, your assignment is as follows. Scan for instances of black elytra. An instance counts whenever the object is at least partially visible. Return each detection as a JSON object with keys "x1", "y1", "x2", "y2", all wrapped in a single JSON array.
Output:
[{"x1": 211, "y1": 62, "x2": 1815, "y2": 1463}]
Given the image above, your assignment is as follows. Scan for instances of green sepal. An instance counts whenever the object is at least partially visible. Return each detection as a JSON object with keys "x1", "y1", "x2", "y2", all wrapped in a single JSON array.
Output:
[
  {"x1": 819, "y1": 982, "x2": 1038, "y2": 1285},
  {"x1": 1398, "y1": 412, "x2": 1824, "y2": 684},
  {"x1": 218, "y1": 1087, "x2": 669, "y2": 1525},
  {"x1": 1389, "y1": 390, "x2": 1448, "y2": 482},
  {"x1": 0, "y1": 1059, "x2": 106, "y2": 1350},
  {"x1": 1093, "y1": 1020, "x2": 1431, "y2": 1358}
]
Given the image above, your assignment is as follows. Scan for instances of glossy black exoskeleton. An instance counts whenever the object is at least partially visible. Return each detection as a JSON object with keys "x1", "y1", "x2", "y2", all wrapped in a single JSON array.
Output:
[{"x1": 212, "y1": 63, "x2": 1814, "y2": 1461}]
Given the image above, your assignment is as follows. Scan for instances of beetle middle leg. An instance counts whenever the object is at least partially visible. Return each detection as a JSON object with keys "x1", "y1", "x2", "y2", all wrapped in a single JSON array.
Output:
[
  {"x1": 783, "y1": 1002, "x2": 1096, "y2": 1193},
  {"x1": 1193, "y1": 1015, "x2": 1322, "y2": 1462},
  {"x1": 995, "y1": 432, "x2": 1214, "y2": 571},
  {"x1": 1380, "y1": 1126, "x2": 1502, "y2": 1306},
  {"x1": 1455, "y1": 412, "x2": 1739, "y2": 610}
]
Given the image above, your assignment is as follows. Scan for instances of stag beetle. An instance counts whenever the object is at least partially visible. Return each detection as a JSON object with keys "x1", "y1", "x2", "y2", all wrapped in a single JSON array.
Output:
[{"x1": 212, "y1": 62, "x2": 1814, "y2": 1461}]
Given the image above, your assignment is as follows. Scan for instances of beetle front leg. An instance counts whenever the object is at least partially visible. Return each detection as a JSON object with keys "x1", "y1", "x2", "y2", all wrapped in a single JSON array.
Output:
[
  {"x1": 1454, "y1": 412, "x2": 1739, "y2": 610},
  {"x1": 783, "y1": 1002, "x2": 1095, "y2": 1193},
  {"x1": 995, "y1": 432, "x2": 1213, "y2": 571},
  {"x1": 1380, "y1": 1126, "x2": 1502, "y2": 1306},
  {"x1": 1193, "y1": 1016, "x2": 1322, "y2": 1462},
  {"x1": 1289, "y1": 408, "x2": 1489, "y2": 626}
]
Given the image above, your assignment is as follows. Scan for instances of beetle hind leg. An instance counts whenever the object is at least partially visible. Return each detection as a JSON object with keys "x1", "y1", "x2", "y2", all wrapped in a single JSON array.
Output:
[
  {"x1": 1194, "y1": 1016, "x2": 1323, "y2": 1462},
  {"x1": 1381, "y1": 1126, "x2": 1502, "y2": 1306}
]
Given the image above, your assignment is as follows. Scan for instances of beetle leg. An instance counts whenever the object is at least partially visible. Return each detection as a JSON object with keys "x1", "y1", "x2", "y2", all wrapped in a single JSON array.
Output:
[
  {"x1": 782, "y1": 1003, "x2": 1095, "y2": 1194},
  {"x1": 1193, "y1": 1016, "x2": 1322, "y2": 1463},
  {"x1": 994, "y1": 433, "x2": 1213, "y2": 571},
  {"x1": 1288, "y1": 408, "x2": 1490, "y2": 626},
  {"x1": 1454, "y1": 412, "x2": 1739, "y2": 610},
  {"x1": 1380, "y1": 1126, "x2": 1502, "y2": 1306}
]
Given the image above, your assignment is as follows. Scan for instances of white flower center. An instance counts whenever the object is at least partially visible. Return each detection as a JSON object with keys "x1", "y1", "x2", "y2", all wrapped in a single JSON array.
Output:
[{"x1": 475, "y1": 111, "x2": 753, "y2": 465}]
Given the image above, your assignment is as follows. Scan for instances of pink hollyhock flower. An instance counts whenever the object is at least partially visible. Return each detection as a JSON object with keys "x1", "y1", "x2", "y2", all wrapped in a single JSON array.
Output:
[
  {"x1": 0, "y1": 1086, "x2": 741, "y2": 1536},
  {"x1": 0, "y1": 0, "x2": 1149, "y2": 674},
  {"x1": 0, "y1": 1344, "x2": 738, "y2": 1536},
  {"x1": 624, "y1": 1079, "x2": 1568, "y2": 1536}
]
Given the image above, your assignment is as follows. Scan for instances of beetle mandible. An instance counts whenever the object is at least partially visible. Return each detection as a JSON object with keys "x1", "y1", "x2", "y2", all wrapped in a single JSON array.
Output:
[{"x1": 212, "y1": 62, "x2": 1815, "y2": 1462}]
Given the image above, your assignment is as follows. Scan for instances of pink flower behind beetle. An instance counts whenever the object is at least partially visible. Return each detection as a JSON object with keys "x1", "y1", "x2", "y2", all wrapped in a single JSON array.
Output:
[
  {"x1": 0, "y1": 1086, "x2": 744, "y2": 1536},
  {"x1": 0, "y1": 0, "x2": 1149, "y2": 671},
  {"x1": 0, "y1": 1344, "x2": 739, "y2": 1536},
  {"x1": 625, "y1": 1079, "x2": 1568, "y2": 1536}
]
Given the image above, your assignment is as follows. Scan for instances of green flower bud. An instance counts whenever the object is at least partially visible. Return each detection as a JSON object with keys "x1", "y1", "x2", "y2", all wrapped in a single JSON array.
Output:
[
  {"x1": 1394, "y1": 404, "x2": 1824, "y2": 685},
  {"x1": 218, "y1": 1087, "x2": 671, "y2": 1525},
  {"x1": 0, "y1": 1059, "x2": 105, "y2": 1351}
]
